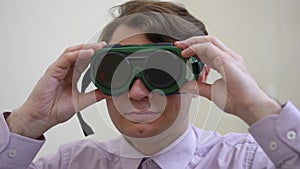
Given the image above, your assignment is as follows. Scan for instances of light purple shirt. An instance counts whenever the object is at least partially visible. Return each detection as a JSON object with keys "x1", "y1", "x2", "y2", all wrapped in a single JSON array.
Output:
[{"x1": 0, "y1": 102, "x2": 299, "y2": 169}]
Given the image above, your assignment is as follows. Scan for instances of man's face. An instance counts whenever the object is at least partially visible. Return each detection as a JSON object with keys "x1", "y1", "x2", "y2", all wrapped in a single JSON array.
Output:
[{"x1": 105, "y1": 25, "x2": 193, "y2": 138}]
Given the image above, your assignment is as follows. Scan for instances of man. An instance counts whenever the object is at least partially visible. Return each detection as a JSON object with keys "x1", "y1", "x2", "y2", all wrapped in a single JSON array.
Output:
[{"x1": 1, "y1": 0, "x2": 299, "y2": 168}]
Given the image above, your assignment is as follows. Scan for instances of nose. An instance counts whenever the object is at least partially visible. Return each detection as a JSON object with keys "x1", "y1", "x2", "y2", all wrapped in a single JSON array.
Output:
[{"x1": 128, "y1": 78, "x2": 150, "y2": 100}]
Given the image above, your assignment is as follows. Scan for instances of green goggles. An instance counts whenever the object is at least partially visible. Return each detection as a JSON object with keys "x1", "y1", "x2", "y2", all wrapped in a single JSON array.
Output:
[{"x1": 90, "y1": 43, "x2": 204, "y2": 96}]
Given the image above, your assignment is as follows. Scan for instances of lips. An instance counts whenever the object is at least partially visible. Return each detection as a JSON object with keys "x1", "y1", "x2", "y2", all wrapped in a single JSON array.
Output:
[{"x1": 123, "y1": 110, "x2": 162, "y2": 123}]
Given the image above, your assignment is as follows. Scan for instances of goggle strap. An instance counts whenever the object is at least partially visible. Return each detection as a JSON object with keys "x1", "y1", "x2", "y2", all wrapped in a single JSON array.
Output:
[
  {"x1": 191, "y1": 60, "x2": 204, "y2": 81},
  {"x1": 76, "y1": 68, "x2": 95, "y2": 137}
]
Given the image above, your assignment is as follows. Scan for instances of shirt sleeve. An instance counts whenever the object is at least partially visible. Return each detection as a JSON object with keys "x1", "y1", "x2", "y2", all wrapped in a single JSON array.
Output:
[
  {"x1": 0, "y1": 112, "x2": 45, "y2": 169},
  {"x1": 249, "y1": 101, "x2": 300, "y2": 169}
]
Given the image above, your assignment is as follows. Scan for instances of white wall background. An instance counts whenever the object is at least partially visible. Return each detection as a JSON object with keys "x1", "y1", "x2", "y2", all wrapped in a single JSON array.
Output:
[{"x1": 0, "y1": 0, "x2": 299, "y2": 159}]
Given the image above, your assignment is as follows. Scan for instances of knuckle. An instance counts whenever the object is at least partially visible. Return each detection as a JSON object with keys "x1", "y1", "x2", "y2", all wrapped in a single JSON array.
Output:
[
  {"x1": 207, "y1": 35, "x2": 217, "y2": 43},
  {"x1": 62, "y1": 52, "x2": 73, "y2": 60},
  {"x1": 191, "y1": 36, "x2": 202, "y2": 43},
  {"x1": 189, "y1": 44, "x2": 200, "y2": 53},
  {"x1": 64, "y1": 46, "x2": 73, "y2": 53}
]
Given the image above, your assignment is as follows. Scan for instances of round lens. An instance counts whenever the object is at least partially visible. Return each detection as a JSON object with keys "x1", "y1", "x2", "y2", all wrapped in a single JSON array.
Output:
[
  {"x1": 143, "y1": 68, "x2": 175, "y2": 88},
  {"x1": 143, "y1": 50, "x2": 184, "y2": 89},
  {"x1": 96, "y1": 52, "x2": 131, "y2": 89}
]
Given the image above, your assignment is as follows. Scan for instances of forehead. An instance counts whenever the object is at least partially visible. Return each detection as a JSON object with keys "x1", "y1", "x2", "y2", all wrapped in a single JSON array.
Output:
[{"x1": 109, "y1": 24, "x2": 152, "y2": 45}]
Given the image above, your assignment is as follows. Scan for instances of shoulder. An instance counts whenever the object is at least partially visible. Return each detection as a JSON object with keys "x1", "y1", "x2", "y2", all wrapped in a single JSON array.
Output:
[
  {"x1": 192, "y1": 126, "x2": 262, "y2": 158},
  {"x1": 192, "y1": 126, "x2": 256, "y2": 146},
  {"x1": 58, "y1": 137, "x2": 121, "y2": 161},
  {"x1": 34, "y1": 138, "x2": 124, "y2": 169},
  {"x1": 190, "y1": 127, "x2": 273, "y2": 168}
]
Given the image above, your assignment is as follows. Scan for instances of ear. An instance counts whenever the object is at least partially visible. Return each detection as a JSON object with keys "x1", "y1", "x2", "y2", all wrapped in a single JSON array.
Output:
[{"x1": 192, "y1": 65, "x2": 210, "y2": 98}]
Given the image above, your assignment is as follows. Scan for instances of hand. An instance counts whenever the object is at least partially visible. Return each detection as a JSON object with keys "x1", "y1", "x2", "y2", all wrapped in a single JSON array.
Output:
[
  {"x1": 6, "y1": 42, "x2": 107, "y2": 139},
  {"x1": 175, "y1": 36, "x2": 282, "y2": 125}
]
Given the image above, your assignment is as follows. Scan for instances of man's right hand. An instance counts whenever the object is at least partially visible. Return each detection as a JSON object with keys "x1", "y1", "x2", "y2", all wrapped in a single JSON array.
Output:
[{"x1": 6, "y1": 42, "x2": 107, "y2": 139}]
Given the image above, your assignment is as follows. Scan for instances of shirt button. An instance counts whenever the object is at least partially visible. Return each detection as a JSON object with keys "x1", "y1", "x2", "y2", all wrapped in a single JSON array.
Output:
[
  {"x1": 269, "y1": 141, "x2": 277, "y2": 151},
  {"x1": 7, "y1": 149, "x2": 17, "y2": 158},
  {"x1": 286, "y1": 130, "x2": 297, "y2": 140}
]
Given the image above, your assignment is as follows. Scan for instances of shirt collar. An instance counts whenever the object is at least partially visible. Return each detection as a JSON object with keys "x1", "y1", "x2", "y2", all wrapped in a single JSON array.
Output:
[
  {"x1": 97, "y1": 125, "x2": 196, "y2": 169},
  {"x1": 152, "y1": 125, "x2": 197, "y2": 168},
  {"x1": 92, "y1": 136, "x2": 144, "y2": 169}
]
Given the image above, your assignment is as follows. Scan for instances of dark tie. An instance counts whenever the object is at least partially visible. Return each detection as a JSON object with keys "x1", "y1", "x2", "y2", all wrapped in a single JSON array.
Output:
[
  {"x1": 137, "y1": 158, "x2": 147, "y2": 169},
  {"x1": 137, "y1": 158, "x2": 162, "y2": 169}
]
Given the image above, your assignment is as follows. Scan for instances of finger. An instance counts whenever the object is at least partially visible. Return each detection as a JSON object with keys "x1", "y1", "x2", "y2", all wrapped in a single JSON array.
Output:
[
  {"x1": 75, "y1": 41, "x2": 107, "y2": 69},
  {"x1": 59, "y1": 42, "x2": 106, "y2": 72},
  {"x1": 72, "y1": 42, "x2": 107, "y2": 84},
  {"x1": 57, "y1": 49, "x2": 95, "y2": 71},
  {"x1": 83, "y1": 42, "x2": 107, "y2": 50},
  {"x1": 63, "y1": 44, "x2": 86, "y2": 53},
  {"x1": 78, "y1": 42, "x2": 107, "y2": 59},
  {"x1": 178, "y1": 36, "x2": 243, "y2": 63},
  {"x1": 174, "y1": 41, "x2": 189, "y2": 50},
  {"x1": 63, "y1": 42, "x2": 106, "y2": 54},
  {"x1": 75, "y1": 42, "x2": 107, "y2": 74},
  {"x1": 56, "y1": 42, "x2": 107, "y2": 73},
  {"x1": 181, "y1": 42, "x2": 226, "y2": 76},
  {"x1": 46, "y1": 49, "x2": 94, "y2": 81},
  {"x1": 179, "y1": 80, "x2": 212, "y2": 100},
  {"x1": 181, "y1": 42, "x2": 219, "y2": 58},
  {"x1": 76, "y1": 89, "x2": 107, "y2": 112},
  {"x1": 177, "y1": 35, "x2": 231, "y2": 53}
]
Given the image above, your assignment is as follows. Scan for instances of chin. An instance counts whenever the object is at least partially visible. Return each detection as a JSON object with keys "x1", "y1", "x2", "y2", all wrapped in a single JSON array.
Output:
[{"x1": 115, "y1": 119, "x2": 167, "y2": 138}]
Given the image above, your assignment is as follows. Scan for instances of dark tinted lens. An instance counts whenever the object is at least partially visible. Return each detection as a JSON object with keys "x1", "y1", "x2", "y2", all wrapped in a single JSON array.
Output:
[
  {"x1": 143, "y1": 50, "x2": 183, "y2": 88},
  {"x1": 97, "y1": 52, "x2": 131, "y2": 89},
  {"x1": 143, "y1": 68, "x2": 175, "y2": 88}
]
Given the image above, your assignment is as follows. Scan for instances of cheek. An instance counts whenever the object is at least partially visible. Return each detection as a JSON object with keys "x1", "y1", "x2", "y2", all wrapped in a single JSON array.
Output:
[
  {"x1": 165, "y1": 95, "x2": 182, "y2": 111},
  {"x1": 163, "y1": 94, "x2": 192, "y2": 122},
  {"x1": 106, "y1": 98, "x2": 122, "y2": 122},
  {"x1": 163, "y1": 97, "x2": 181, "y2": 120},
  {"x1": 106, "y1": 95, "x2": 129, "y2": 114}
]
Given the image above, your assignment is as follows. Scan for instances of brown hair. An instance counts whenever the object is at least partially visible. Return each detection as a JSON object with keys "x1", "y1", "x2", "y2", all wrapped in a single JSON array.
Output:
[{"x1": 100, "y1": 0, "x2": 208, "y2": 43}]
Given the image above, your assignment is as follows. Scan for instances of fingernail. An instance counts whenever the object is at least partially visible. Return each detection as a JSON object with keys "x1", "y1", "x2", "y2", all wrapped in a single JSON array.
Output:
[
  {"x1": 87, "y1": 48, "x2": 94, "y2": 54},
  {"x1": 100, "y1": 41, "x2": 107, "y2": 46}
]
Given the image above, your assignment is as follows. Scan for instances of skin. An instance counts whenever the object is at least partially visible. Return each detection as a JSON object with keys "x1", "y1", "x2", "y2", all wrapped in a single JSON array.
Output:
[
  {"x1": 175, "y1": 36, "x2": 282, "y2": 124},
  {"x1": 106, "y1": 25, "x2": 195, "y2": 138},
  {"x1": 105, "y1": 25, "x2": 209, "y2": 154},
  {"x1": 6, "y1": 25, "x2": 282, "y2": 155},
  {"x1": 6, "y1": 43, "x2": 108, "y2": 139}
]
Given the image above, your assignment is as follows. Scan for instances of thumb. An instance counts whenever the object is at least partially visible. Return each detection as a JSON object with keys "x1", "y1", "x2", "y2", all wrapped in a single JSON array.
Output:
[
  {"x1": 179, "y1": 81, "x2": 212, "y2": 100},
  {"x1": 76, "y1": 89, "x2": 106, "y2": 112}
]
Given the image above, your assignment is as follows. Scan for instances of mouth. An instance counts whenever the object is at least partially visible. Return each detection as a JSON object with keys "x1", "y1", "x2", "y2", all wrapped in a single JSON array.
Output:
[{"x1": 123, "y1": 110, "x2": 162, "y2": 123}]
